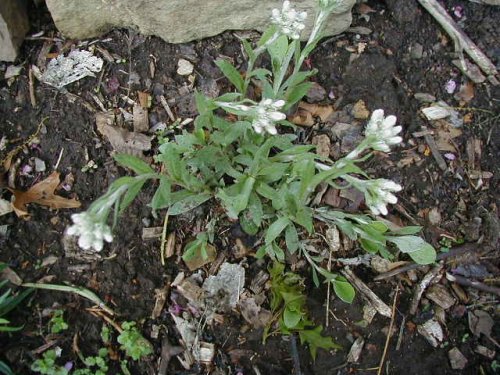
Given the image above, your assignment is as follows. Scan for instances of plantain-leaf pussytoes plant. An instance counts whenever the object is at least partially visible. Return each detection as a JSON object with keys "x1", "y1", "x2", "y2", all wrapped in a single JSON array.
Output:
[{"x1": 65, "y1": 0, "x2": 436, "y2": 356}]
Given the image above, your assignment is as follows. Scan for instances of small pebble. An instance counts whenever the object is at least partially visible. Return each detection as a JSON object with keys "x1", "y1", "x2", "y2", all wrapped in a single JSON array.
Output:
[{"x1": 34, "y1": 157, "x2": 46, "y2": 172}]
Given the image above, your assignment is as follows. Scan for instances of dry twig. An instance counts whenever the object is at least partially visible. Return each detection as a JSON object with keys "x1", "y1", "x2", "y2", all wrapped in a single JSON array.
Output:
[
  {"x1": 341, "y1": 267, "x2": 392, "y2": 318},
  {"x1": 377, "y1": 286, "x2": 400, "y2": 375},
  {"x1": 417, "y1": 0, "x2": 498, "y2": 84}
]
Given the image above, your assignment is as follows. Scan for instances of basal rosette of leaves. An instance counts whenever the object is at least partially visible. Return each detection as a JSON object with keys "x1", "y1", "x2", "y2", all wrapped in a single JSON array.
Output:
[{"x1": 65, "y1": 0, "x2": 436, "y2": 358}]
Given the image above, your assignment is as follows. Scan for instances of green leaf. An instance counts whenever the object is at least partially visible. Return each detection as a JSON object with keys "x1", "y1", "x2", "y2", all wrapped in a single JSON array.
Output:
[
  {"x1": 241, "y1": 39, "x2": 256, "y2": 61},
  {"x1": 272, "y1": 242, "x2": 286, "y2": 262},
  {"x1": 150, "y1": 177, "x2": 171, "y2": 211},
  {"x1": 248, "y1": 68, "x2": 272, "y2": 80},
  {"x1": 284, "y1": 82, "x2": 313, "y2": 108},
  {"x1": 269, "y1": 145, "x2": 315, "y2": 161},
  {"x1": 283, "y1": 308, "x2": 302, "y2": 329},
  {"x1": 240, "y1": 212, "x2": 259, "y2": 235},
  {"x1": 258, "y1": 24, "x2": 278, "y2": 47},
  {"x1": 311, "y1": 267, "x2": 320, "y2": 287},
  {"x1": 168, "y1": 192, "x2": 211, "y2": 215},
  {"x1": 265, "y1": 217, "x2": 291, "y2": 244},
  {"x1": 359, "y1": 238, "x2": 385, "y2": 254},
  {"x1": 217, "y1": 176, "x2": 255, "y2": 219},
  {"x1": 215, "y1": 59, "x2": 244, "y2": 93},
  {"x1": 388, "y1": 235, "x2": 428, "y2": 253},
  {"x1": 390, "y1": 226, "x2": 423, "y2": 235},
  {"x1": 247, "y1": 192, "x2": 263, "y2": 227},
  {"x1": 257, "y1": 162, "x2": 289, "y2": 183},
  {"x1": 215, "y1": 92, "x2": 243, "y2": 102},
  {"x1": 281, "y1": 69, "x2": 317, "y2": 91},
  {"x1": 0, "y1": 361, "x2": 14, "y2": 375},
  {"x1": 267, "y1": 34, "x2": 289, "y2": 66},
  {"x1": 285, "y1": 224, "x2": 299, "y2": 254},
  {"x1": 119, "y1": 179, "x2": 146, "y2": 213},
  {"x1": 256, "y1": 182, "x2": 277, "y2": 200},
  {"x1": 114, "y1": 154, "x2": 154, "y2": 175},
  {"x1": 255, "y1": 245, "x2": 267, "y2": 259},
  {"x1": 369, "y1": 221, "x2": 389, "y2": 233},
  {"x1": 333, "y1": 279, "x2": 355, "y2": 303},
  {"x1": 298, "y1": 326, "x2": 341, "y2": 360},
  {"x1": 156, "y1": 143, "x2": 183, "y2": 182},
  {"x1": 293, "y1": 207, "x2": 314, "y2": 233},
  {"x1": 408, "y1": 243, "x2": 437, "y2": 265}
]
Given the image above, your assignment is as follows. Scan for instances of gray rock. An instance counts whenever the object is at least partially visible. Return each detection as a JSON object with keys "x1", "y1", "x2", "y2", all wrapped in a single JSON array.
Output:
[
  {"x1": 45, "y1": 0, "x2": 355, "y2": 44},
  {"x1": 448, "y1": 348, "x2": 468, "y2": 370},
  {"x1": 0, "y1": 0, "x2": 29, "y2": 62}
]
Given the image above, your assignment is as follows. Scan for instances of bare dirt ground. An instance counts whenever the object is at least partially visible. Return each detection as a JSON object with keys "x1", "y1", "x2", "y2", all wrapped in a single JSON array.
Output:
[{"x1": 1, "y1": 1, "x2": 499, "y2": 374}]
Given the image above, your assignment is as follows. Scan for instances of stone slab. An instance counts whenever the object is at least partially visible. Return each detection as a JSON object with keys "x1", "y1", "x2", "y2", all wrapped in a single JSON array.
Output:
[
  {"x1": 0, "y1": 0, "x2": 29, "y2": 62},
  {"x1": 45, "y1": 0, "x2": 355, "y2": 44}
]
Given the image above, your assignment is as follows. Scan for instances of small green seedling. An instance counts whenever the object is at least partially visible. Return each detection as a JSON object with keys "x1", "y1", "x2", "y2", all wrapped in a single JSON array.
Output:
[
  {"x1": 117, "y1": 322, "x2": 153, "y2": 361},
  {"x1": 49, "y1": 310, "x2": 69, "y2": 334}
]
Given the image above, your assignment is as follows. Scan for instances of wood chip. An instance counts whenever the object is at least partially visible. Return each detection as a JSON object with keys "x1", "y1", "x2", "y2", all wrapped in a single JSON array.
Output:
[
  {"x1": 311, "y1": 134, "x2": 331, "y2": 158},
  {"x1": 141, "y1": 227, "x2": 163, "y2": 240},
  {"x1": 448, "y1": 347, "x2": 468, "y2": 370},
  {"x1": 183, "y1": 243, "x2": 217, "y2": 271},
  {"x1": 417, "y1": 318, "x2": 444, "y2": 347},
  {"x1": 347, "y1": 336, "x2": 365, "y2": 363},
  {"x1": 426, "y1": 284, "x2": 456, "y2": 309},
  {"x1": 351, "y1": 100, "x2": 370, "y2": 119},
  {"x1": 133, "y1": 103, "x2": 149, "y2": 132}
]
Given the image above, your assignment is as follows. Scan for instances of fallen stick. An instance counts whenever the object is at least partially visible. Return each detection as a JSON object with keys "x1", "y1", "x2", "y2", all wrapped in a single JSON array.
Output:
[
  {"x1": 446, "y1": 272, "x2": 500, "y2": 297},
  {"x1": 28, "y1": 67, "x2": 37, "y2": 107},
  {"x1": 409, "y1": 265, "x2": 442, "y2": 315},
  {"x1": 424, "y1": 134, "x2": 447, "y2": 171},
  {"x1": 417, "y1": 0, "x2": 498, "y2": 84},
  {"x1": 374, "y1": 243, "x2": 476, "y2": 281},
  {"x1": 377, "y1": 286, "x2": 400, "y2": 375},
  {"x1": 341, "y1": 267, "x2": 392, "y2": 318}
]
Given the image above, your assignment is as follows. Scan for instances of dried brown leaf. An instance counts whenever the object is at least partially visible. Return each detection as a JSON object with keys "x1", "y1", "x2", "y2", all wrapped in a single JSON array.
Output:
[
  {"x1": 454, "y1": 81, "x2": 475, "y2": 103},
  {"x1": 289, "y1": 102, "x2": 334, "y2": 126},
  {"x1": 11, "y1": 172, "x2": 81, "y2": 216},
  {"x1": 96, "y1": 111, "x2": 152, "y2": 155}
]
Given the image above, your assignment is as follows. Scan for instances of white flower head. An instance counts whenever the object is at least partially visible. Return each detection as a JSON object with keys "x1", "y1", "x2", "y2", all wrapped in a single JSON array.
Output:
[
  {"x1": 364, "y1": 178, "x2": 402, "y2": 216},
  {"x1": 66, "y1": 212, "x2": 113, "y2": 252},
  {"x1": 365, "y1": 109, "x2": 403, "y2": 152},
  {"x1": 271, "y1": 1, "x2": 307, "y2": 40},
  {"x1": 251, "y1": 98, "x2": 286, "y2": 135}
]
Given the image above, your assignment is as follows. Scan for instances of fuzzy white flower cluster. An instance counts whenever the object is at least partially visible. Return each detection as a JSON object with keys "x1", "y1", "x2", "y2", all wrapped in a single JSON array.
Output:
[
  {"x1": 67, "y1": 212, "x2": 113, "y2": 252},
  {"x1": 365, "y1": 109, "x2": 403, "y2": 152},
  {"x1": 271, "y1": 0, "x2": 307, "y2": 40},
  {"x1": 252, "y1": 98, "x2": 286, "y2": 135},
  {"x1": 364, "y1": 179, "x2": 402, "y2": 216}
]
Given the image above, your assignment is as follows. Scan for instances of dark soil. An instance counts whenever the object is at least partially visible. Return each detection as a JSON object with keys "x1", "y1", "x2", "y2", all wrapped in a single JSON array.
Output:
[{"x1": 1, "y1": 1, "x2": 499, "y2": 374}]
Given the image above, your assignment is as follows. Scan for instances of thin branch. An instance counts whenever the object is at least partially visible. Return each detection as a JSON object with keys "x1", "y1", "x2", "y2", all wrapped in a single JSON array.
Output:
[{"x1": 377, "y1": 286, "x2": 400, "y2": 375}]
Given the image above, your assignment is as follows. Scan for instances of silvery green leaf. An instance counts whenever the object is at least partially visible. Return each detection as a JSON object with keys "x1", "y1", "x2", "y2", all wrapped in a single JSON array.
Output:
[
  {"x1": 215, "y1": 59, "x2": 244, "y2": 93},
  {"x1": 119, "y1": 179, "x2": 146, "y2": 213},
  {"x1": 241, "y1": 39, "x2": 256, "y2": 61},
  {"x1": 151, "y1": 177, "x2": 171, "y2": 211},
  {"x1": 265, "y1": 217, "x2": 291, "y2": 244},
  {"x1": 267, "y1": 34, "x2": 289, "y2": 66},
  {"x1": 408, "y1": 243, "x2": 436, "y2": 264},
  {"x1": 388, "y1": 236, "x2": 428, "y2": 253},
  {"x1": 390, "y1": 226, "x2": 423, "y2": 235},
  {"x1": 284, "y1": 82, "x2": 313, "y2": 108},
  {"x1": 113, "y1": 154, "x2": 154, "y2": 175},
  {"x1": 168, "y1": 192, "x2": 211, "y2": 215},
  {"x1": 285, "y1": 223, "x2": 299, "y2": 253}
]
